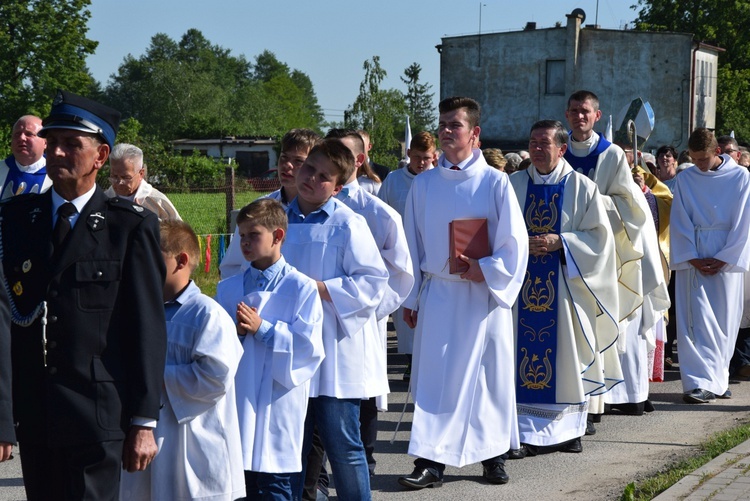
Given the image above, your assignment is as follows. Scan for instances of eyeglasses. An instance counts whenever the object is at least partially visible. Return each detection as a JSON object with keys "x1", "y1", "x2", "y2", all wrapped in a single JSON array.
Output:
[
  {"x1": 724, "y1": 149, "x2": 740, "y2": 154},
  {"x1": 109, "y1": 176, "x2": 136, "y2": 184}
]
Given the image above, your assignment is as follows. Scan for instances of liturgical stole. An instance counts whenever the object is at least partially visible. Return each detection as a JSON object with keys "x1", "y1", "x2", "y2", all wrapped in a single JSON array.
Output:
[
  {"x1": 564, "y1": 135, "x2": 611, "y2": 177},
  {"x1": 516, "y1": 174, "x2": 568, "y2": 404}
]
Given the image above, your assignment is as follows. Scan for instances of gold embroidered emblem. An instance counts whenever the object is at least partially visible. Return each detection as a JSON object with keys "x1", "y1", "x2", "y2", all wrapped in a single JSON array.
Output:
[
  {"x1": 519, "y1": 347, "x2": 553, "y2": 390},
  {"x1": 12, "y1": 281, "x2": 22, "y2": 296},
  {"x1": 22, "y1": 260, "x2": 31, "y2": 273},
  {"x1": 525, "y1": 193, "x2": 559, "y2": 233},
  {"x1": 521, "y1": 271, "x2": 556, "y2": 312}
]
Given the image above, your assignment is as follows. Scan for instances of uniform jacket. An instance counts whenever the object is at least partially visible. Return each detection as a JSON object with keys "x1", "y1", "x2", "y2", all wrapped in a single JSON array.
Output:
[{"x1": 0, "y1": 187, "x2": 167, "y2": 446}]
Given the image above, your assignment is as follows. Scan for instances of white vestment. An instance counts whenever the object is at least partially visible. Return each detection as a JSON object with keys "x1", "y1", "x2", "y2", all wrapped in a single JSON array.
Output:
[
  {"x1": 567, "y1": 133, "x2": 669, "y2": 409},
  {"x1": 670, "y1": 157, "x2": 750, "y2": 395},
  {"x1": 403, "y1": 150, "x2": 528, "y2": 467},
  {"x1": 215, "y1": 262, "x2": 324, "y2": 472},
  {"x1": 219, "y1": 190, "x2": 287, "y2": 279},
  {"x1": 120, "y1": 282, "x2": 245, "y2": 501},
  {"x1": 337, "y1": 180, "x2": 414, "y2": 409},
  {"x1": 105, "y1": 180, "x2": 181, "y2": 221},
  {"x1": 358, "y1": 176, "x2": 381, "y2": 196},
  {"x1": 510, "y1": 161, "x2": 620, "y2": 446},
  {"x1": 283, "y1": 199, "x2": 390, "y2": 399},
  {"x1": 379, "y1": 166, "x2": 425, "y2": 353}
]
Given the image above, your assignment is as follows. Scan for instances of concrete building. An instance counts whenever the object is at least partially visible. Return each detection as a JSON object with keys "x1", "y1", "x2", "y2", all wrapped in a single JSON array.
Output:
[
  {"x1": 437, "y1": 9, "x2": 721, "y2": 151},
  {"x1": 172, "y1": 136, "x2": 277, "y2": 177}
]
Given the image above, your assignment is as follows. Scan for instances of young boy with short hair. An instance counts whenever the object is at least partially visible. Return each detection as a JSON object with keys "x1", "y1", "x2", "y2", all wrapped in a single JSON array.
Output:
[
  {"x1": 220, "y1": 128, "x2": 321, "y2": 279},
  {"x1": 671, "y1": 128, "x2": 750, "y2": 403},
  {"x1": 215, "y1": 198, "x2": 324, "y2": 499},
  {"x1": 120, "y1": 220, "x2": 245, "y2": 501},
  {"x1": 284, "y1": 138, "x2": 389, "y2": 500}
]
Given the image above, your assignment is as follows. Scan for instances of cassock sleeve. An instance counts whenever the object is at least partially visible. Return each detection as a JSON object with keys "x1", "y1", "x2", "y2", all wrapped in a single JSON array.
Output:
[
  {"x1": 714, "y1": 173, "x2": 750, "y2": 272},
  {"x1": 403, "y1": 176, "x2": 427, "y2": 311},
  {"x1": 371, "y1": 207, "x2": 414, "y2": 320},
  {"x1": 669, "y1": 176, "x2": 699, "y2": 271},
  {"x1": 269, "y1": 278, "x2": 325, "y2": 389},
  {"x1": 324, "y1": 215, "x2": 389, "y2": 337},
  {"x1": 164, "y1": 305, "x2": 243, "y2": 424}
]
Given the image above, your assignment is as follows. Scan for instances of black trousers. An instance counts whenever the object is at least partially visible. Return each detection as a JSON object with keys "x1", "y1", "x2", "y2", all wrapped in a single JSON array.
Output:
[
  {"x1": 415, "y1": 455, "x2": 505, "y2": 476},
  {"x1": 20, "y1": 439, "x2": 123, "y2": 501},
  {"x1": 359, "y1": 397, "x2": 378, "y2": 475}
]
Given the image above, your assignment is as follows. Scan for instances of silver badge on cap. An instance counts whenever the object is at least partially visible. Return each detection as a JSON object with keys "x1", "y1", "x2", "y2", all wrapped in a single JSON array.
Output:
[{"x1": 52, "y1": 91, "x2": 64, "y2": 106}]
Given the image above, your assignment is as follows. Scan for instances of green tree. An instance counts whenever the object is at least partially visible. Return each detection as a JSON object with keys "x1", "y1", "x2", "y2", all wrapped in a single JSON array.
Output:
[
  {"x1": 104, "y1": 37, "x2": 323, "y2": 140},
  {"x1": 401, "y1": 63, "x2": 435, "y2": 132},
  {"x1": 0, "y1": 0, "x2": 98, "y2": 127},
  {"x1": 345, "y1": 56, "x2": 407, "y2": 166},
  {"x1": 633, "y1": 0, "x2": 750, "y2": 139}
]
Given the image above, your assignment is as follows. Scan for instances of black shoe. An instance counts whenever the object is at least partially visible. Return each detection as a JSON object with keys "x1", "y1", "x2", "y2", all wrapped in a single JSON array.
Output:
[
  {"x1": 717, "y1": 389, "x2": 732, "y2": 399},
  {"x1": 482, "y1": 462, "x2": 509, "y2": 484},
  {"x1": 643, "y1": 399, "x2": 655, "y2": 413},
  {"x1": 585, "y1": 419, "x2": 596, "y2": 436},
  {"x1": 505, "y1": 447, "x2": 527, "y2": 460},
  {"x1": 561, "y1": 437, "x2": 583, "y2": 453},
  {"x1": 606, "y1": 402, "x2": 645, "y2": 416},
  {"x1": 519, "y1": 443, "x2": 538, "y2": 457},
  {"x1": 683, "y1": 388, "x2": 716, "y2": 404},
  {"x1": 398, "y1": 467, "x2": 443, "y2": 489}
]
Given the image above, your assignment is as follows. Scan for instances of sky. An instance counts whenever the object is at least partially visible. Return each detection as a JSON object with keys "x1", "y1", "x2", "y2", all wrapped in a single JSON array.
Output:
[{"x1": 86, "y1": 0, "x2": 639, "y2": 124}]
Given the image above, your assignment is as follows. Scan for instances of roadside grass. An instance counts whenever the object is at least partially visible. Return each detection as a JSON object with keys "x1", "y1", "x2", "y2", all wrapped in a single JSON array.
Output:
[
  {"x1": 168, "y1": 190, "x2": 267, "y2": 296},
  {"x1": 621, "y1": 419, "x2": 750, "y2": 500}
]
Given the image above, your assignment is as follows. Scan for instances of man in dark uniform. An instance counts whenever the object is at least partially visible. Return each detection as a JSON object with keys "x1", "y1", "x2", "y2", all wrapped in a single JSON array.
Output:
[{"x1": 0, "y1": 90, "x2": 167, "y2": 500}]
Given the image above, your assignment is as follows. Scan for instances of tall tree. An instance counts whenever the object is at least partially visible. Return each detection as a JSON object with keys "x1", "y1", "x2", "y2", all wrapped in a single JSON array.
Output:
[
  {"x1": 345, "y1": 56, "x2": 406, "y2": 165},
  {"x1": 633, "y1": 0, "x2": 750, "y2": 139},
  {"x1": 401, "y1": 63, "x2": 435, "y2": 132},
  {"x1": 0, "y1": 0, "x2": 98, "y2": 125}
]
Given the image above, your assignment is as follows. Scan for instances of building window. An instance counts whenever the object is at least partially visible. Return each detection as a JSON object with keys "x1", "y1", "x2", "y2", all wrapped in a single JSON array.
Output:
[{"x1": 546, "y1": 60, "x2": 565, "y2": 95}]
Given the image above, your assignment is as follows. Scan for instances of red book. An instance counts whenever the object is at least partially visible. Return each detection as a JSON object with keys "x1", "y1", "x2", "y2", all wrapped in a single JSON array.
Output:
[{"x1": 449, "y1": 218, "x2": 490, "y2": 274}]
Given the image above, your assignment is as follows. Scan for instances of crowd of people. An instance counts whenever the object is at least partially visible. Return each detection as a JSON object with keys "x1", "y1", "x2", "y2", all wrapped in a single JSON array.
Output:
[{"x1": 0, "y1": 87, "x2": 748, "y2": 501}]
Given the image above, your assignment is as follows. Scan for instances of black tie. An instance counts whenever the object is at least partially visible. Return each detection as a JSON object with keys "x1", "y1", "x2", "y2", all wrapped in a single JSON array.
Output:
[
  {"x1": 52, "y1": 203, "x2": 77, "y2": 249},
  {"x1": 450, "y1": 165, "x2": 460, "y2": 170}
]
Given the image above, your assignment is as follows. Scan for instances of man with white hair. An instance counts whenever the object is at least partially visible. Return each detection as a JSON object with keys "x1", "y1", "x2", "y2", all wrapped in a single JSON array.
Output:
[
  {"x1": 0, "y1": 115, "x2": 52, "y2": 200},
  {"x1": 105, "y1": 143, "x2": 181, "y2": 221}
]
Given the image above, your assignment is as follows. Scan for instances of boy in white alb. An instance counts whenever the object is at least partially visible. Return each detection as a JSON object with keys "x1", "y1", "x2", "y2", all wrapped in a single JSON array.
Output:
[
  {"x1": 120, "y1": 221, "x2": 245, "y2": 501},
  {"x1": 215, "y1": 198, "x2": 325, "y2": 499},
  {"x1": 671, "y1": 128, "x2": 750, "y2": 404},
  {"x1": 284, "y1": 139, "x2": 389, "y2": 500}
]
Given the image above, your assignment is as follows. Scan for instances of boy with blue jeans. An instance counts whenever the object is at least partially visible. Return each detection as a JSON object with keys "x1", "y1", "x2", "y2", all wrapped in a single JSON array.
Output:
[{"x1": 284, "y1": 139, "x2": 389, "y2": 500}]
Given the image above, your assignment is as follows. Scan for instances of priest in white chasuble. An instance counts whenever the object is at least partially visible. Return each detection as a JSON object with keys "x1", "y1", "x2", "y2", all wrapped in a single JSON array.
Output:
[{"x1": 510, "y1": 120, "x2": 621, "y2": 454}]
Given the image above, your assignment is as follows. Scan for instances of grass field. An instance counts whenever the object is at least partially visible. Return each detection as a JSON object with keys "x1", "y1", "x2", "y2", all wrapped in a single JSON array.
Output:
[
  {"x1": 168, "y1": 190, "x2": 266, "y2": 235},
  {"x1": 168, "y1": 189, "x2": 268, "y2": 296}
]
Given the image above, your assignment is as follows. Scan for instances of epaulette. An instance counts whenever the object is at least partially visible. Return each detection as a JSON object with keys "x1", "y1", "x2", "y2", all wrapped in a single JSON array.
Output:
[{"x1": 106, "y1": 197, "x2": 150, "y2": 218}]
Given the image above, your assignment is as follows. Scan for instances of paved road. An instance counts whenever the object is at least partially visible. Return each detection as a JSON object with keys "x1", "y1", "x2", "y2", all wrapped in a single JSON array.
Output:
[{"x1": 1, "y1": 334, "x2": 749, "y2": 500}]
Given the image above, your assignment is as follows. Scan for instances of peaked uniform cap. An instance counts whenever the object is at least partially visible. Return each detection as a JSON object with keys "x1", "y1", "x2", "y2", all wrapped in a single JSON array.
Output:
[{"x1": 39, "y1": 90, "x2": 121, "y2": 149}]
